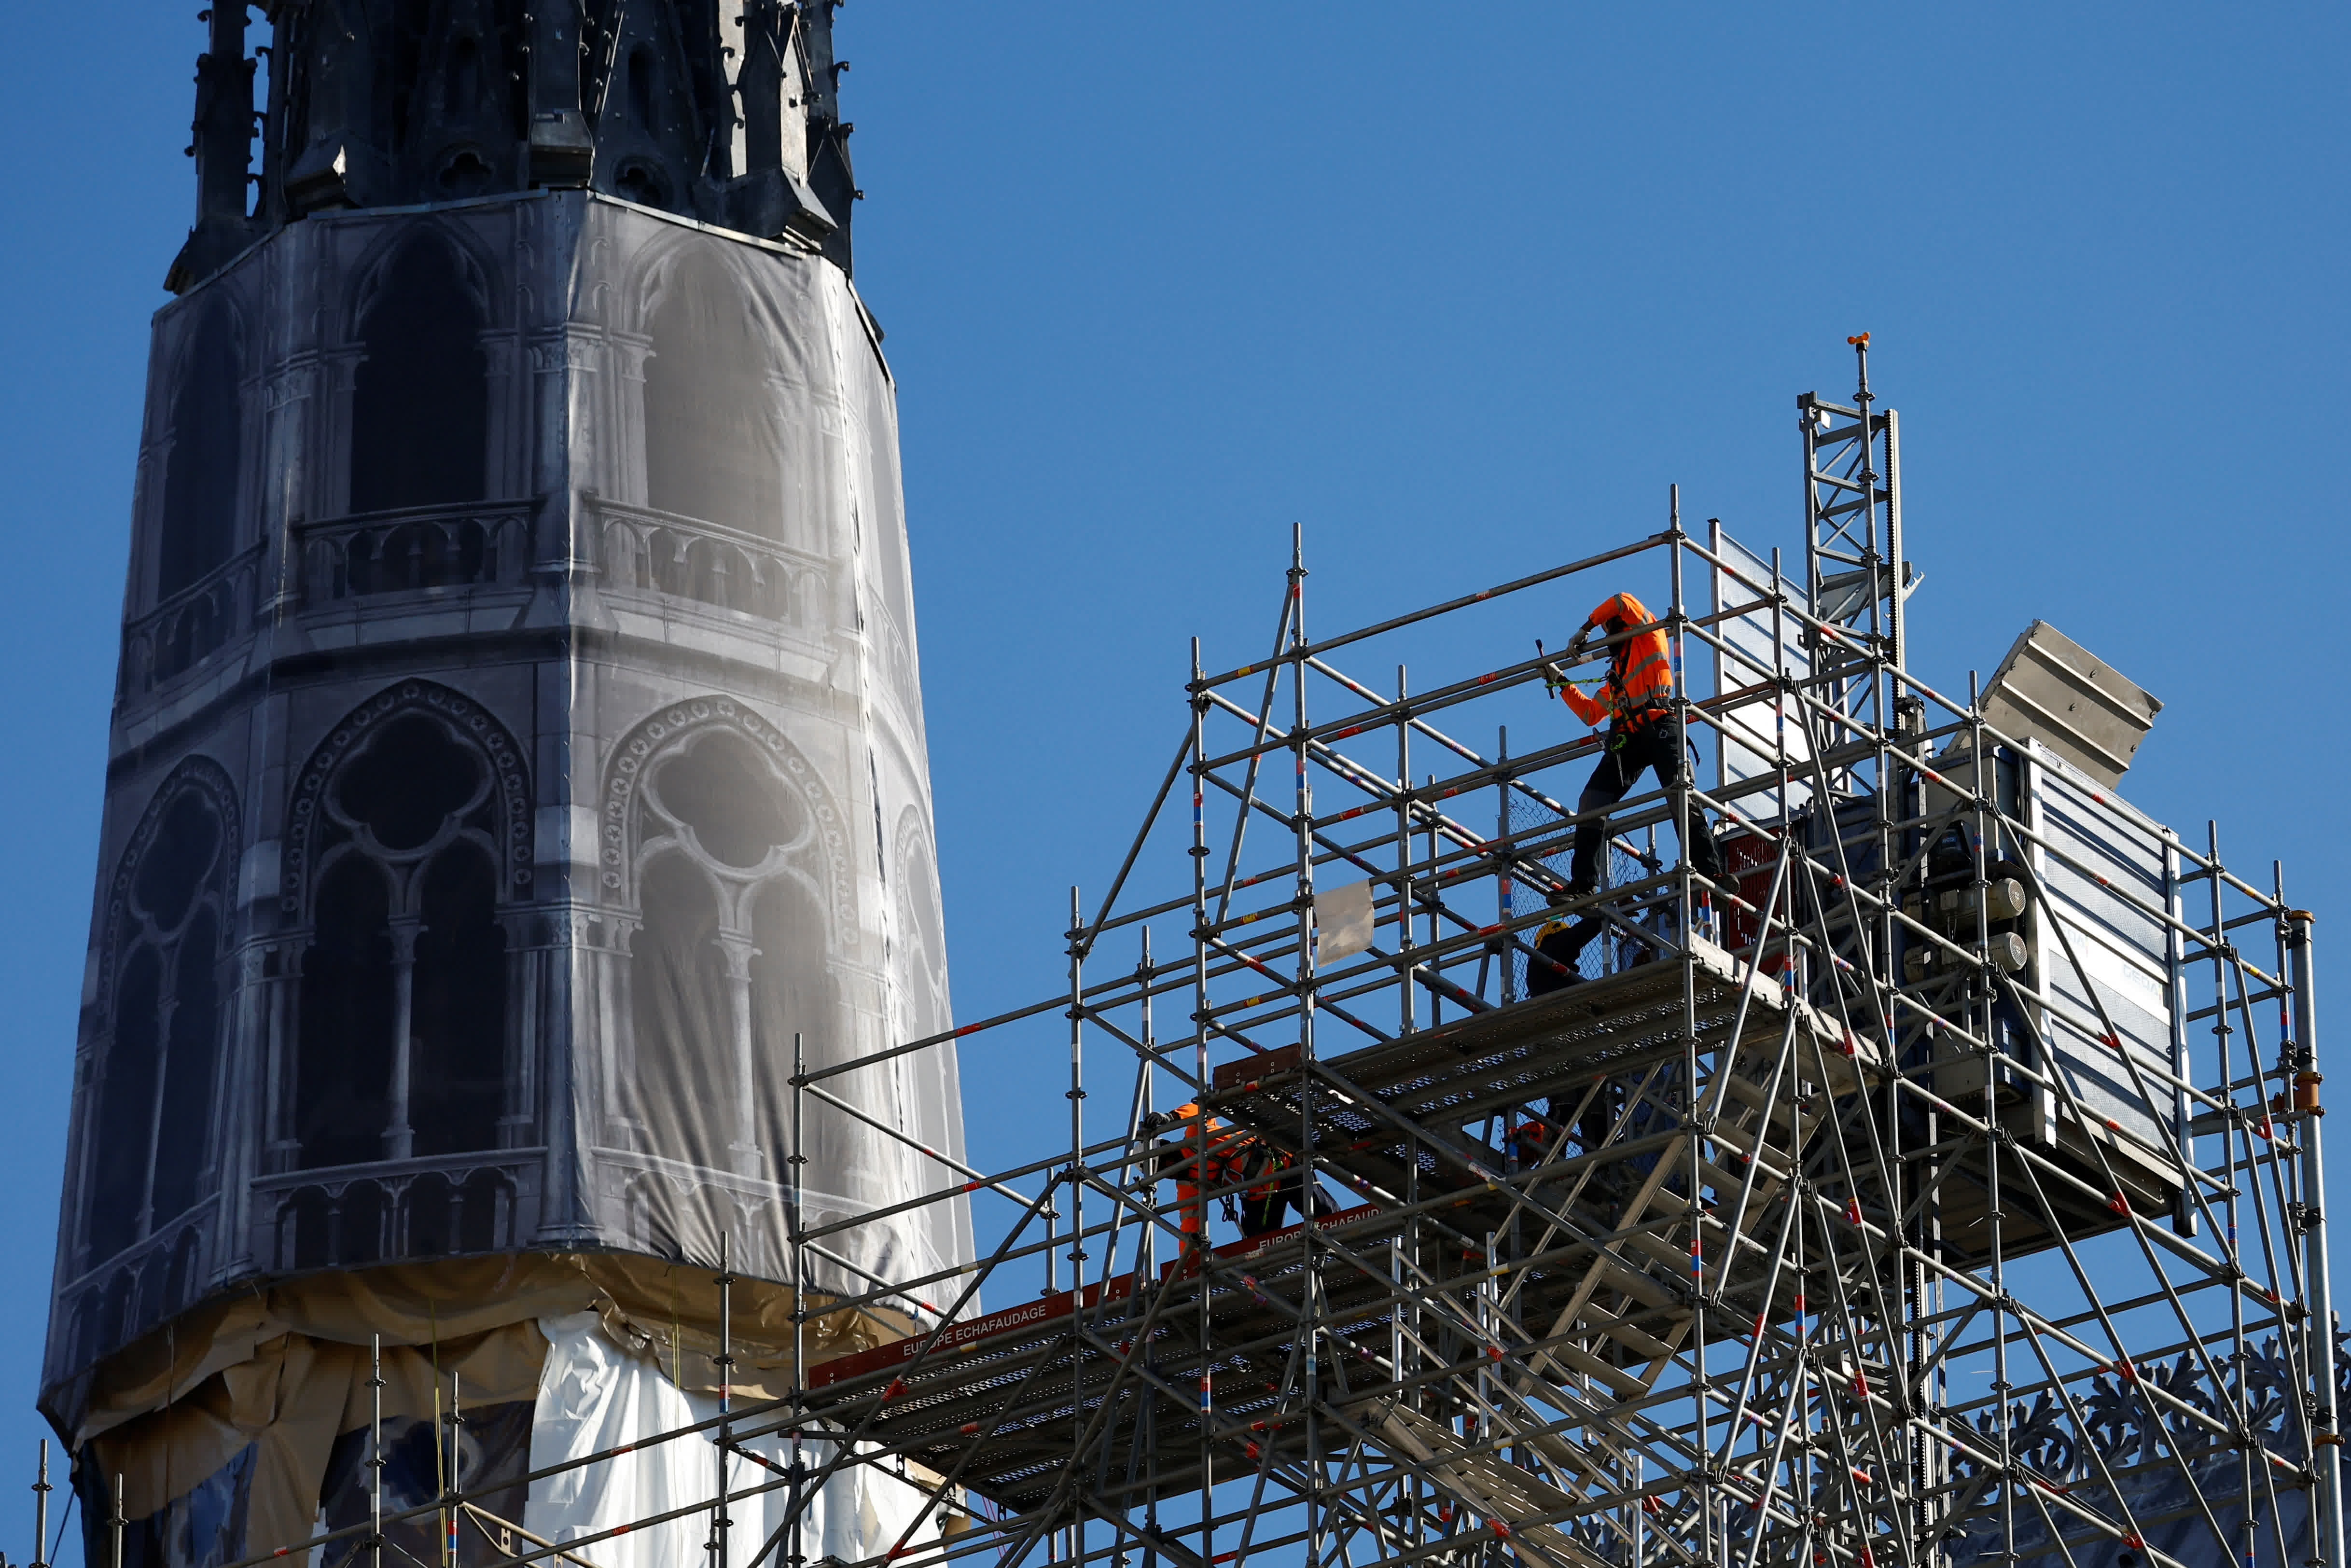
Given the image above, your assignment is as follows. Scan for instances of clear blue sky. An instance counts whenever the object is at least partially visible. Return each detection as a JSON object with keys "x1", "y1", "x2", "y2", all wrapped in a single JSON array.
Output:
[{"x1": 0, "y1": 6, "x2": 2343, "y2": 1559}]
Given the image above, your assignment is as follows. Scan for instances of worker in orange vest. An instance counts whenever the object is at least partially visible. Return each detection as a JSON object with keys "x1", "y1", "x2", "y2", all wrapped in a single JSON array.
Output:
[
  {"x1": 1546, "y1": 590, "x2": 1722, "y2": 897},
  {"x1": 1145, "y1": 1105, "x2": 1333, "y2": 1244},
  {"x1": 1233, "y1": 1142, "x2": 1337, "y2": 1238},
  {"x1": 1146, "y1": 1102, "x2": 1250, "y2": 1247}
]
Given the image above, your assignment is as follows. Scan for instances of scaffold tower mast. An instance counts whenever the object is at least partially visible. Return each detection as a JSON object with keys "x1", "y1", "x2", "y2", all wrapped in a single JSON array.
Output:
[{"x1": 1800, "y1": 333, "x2": 1907, "y2": 750}]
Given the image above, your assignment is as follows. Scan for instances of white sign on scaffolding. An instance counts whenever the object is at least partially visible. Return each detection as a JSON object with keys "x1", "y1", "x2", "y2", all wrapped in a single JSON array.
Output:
[{"x1": 1313, "y1": 879, "x2": 1377, "y2": 966}]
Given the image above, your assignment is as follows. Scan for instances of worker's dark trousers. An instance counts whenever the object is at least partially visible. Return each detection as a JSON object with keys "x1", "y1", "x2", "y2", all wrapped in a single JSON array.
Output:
[
  {"x1": 1524, "y1": 917, "x2": 1603, "y2": 996},
  {"x1": 1241, "y1": 1168, "x2": 1338, "y2": 1237},
  {"x1": 1569, "y1": 719, "x2": 1723, "y2": 891}
]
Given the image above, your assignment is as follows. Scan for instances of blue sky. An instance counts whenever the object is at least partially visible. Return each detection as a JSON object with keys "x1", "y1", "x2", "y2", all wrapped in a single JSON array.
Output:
[{"x1": 0, "y1": 5, "x2": 2343, "y2": 1558}]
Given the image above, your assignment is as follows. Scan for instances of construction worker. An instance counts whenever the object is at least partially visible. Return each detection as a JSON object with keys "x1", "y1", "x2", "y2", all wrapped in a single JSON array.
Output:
[
  {"x1": 1234, "y1": 1143, "x2": 1338, "y2": 1238},
  {"x1": 1523, "y1": 901, "x2": 1603, "y2": 997},
  {"x1": 1143, "y1": 1102, "x2": 1248, "y2": 1249},
  {"x1": 1544, "y1": 590, "x2": 1723, "y2": 898},
  {"x1": 1142, "y1": 1105, "x2": 1332, "y2": 1245}
]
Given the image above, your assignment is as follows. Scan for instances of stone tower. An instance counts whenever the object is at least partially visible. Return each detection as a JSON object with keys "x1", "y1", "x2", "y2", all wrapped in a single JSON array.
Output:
[{"x1": 45, "y1": 6, "x2": 967, "y2": 1562}]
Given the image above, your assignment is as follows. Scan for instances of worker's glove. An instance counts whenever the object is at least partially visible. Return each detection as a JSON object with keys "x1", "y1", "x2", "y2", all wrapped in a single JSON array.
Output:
[
  {"x1": 1138, "y1": 1111, "x2": 1168, "y2": 1136},
  {"x1": 1565, "y1": 626, "x2": 1591, "y2": 663},
  {"x1": 1539, "y1": 659, "x2": 1567, "y2": 694}
]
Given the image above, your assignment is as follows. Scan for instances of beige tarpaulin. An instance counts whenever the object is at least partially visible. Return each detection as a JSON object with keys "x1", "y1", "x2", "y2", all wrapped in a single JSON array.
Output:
[
  {"x1": 70, "y1": 1251, "x2": 917, "y2": 1548},
  {"x1": 92, "y1": 1323, "x2": 547, "y2": 1554}
]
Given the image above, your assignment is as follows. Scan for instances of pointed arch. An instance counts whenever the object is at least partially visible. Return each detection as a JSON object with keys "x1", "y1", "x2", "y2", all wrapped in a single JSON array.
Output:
[
  {"x1": 86, "y1": 757, "x2": 240, "y2": 1268},
  {"x1": 641, "y1": 238, "x2": 786, "y2": 537},
  {"x1": 891, "y1": 805, "x2": 951, "y2": 1044},
  {"x1": 345, "y1": 213, "x2": 501, "y2": 338},
  {"x1": 158, "y1": 296, "x2": 247, "y2": 602},
  {"x1": 586, "y1": 0, "x2": 702, "y2": 214},
  {"x1": 285, "y1": 681, "x2": 529, "y2": 1169},
  {"x1": 348, "y1": 228, "x2": 492, "y2": 513},
  {"x1": 599, "y1": 695, "x2": 852, "y2": 925},
  {"x1": 403, "y1": 0, "x2": 527, "y2": 198},
  {"x1": 284, "y1": 679, "x2": 531, "y2": 916},
  {"x1": 599, "y1": 695, "x2": 857, "y2": 1232}
]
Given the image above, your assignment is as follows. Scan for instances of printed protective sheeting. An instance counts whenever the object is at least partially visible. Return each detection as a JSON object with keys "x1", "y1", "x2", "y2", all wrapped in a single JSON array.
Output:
[
  {"x1": 46, "y1": 190, "x2": 971, "y2": 1427},
  {"x1": 530, "y1": 1311, "x2": 942, "y2": 1568}
]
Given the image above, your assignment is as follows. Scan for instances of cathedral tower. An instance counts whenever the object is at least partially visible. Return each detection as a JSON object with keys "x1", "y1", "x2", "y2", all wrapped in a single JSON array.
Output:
[{"x1": 47, "y1": 6, "x2": 966, "y2": 1562}]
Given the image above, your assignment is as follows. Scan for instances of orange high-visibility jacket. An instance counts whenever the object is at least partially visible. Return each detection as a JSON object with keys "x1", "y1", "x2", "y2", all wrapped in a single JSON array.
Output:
[
  {"x1": 1157, "y1": 1103, "x2": 1252, "y2": 1236},
  {"x1": 1558, "y1": 591, "x2": 1673, "y2": 731}
]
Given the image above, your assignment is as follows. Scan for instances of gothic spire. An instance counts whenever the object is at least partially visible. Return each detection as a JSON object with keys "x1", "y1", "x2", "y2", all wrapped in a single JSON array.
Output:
[{"x1": 168, "y1": 0, "x2": 856, "y2": 295}]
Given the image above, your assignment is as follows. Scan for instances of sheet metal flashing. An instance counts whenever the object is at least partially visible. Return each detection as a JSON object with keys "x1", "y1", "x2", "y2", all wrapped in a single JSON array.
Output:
[{"x1": 1978, "y1": 619, "x2": 2161, "y2": 788}]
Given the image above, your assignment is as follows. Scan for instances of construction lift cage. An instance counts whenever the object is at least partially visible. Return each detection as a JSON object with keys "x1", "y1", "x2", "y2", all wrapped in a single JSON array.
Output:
[{"x1": 58, "y1": 347, "x2": 2337, "y2": 1568}]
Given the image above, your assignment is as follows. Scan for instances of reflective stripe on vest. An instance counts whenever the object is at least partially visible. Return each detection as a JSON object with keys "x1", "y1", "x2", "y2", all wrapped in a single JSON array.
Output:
[{"x1": 1609, "y1": 640, "x2": 1672, "y2": 722}]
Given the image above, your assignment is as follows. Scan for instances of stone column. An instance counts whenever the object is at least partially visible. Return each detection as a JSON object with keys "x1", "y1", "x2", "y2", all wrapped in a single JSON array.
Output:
[
  {"x1": 213, "y1": 941, "x2": 269, "y2": 1278},
  {"x1": 715, "y1": 930, "x2": 763, "y2": 1177},
  {"x1": 541, "y1": 909, "x2": 625, "y2": 1248},
  {"x1": 137, "y1": 985, "x2": 179, "y2": 1242},
  {"x1": 383, "y1": 915, "x2": 424, "y2": 1160},
  {"x1": 498, "y1": 909, "x2": 541, "y2": 1148},
  {"x1": 260, "y1": 935, "x2": 305, "y2": 1174}
]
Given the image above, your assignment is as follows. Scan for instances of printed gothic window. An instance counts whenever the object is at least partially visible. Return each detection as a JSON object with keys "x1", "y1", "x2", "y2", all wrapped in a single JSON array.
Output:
[
  {"x1": 410, "y1": 844, "x2": 505, "y2": 1155},
  {"x1": 625, "y1": 731, "x2": 827, "y2": 1255},
  {"x1": 643, "y1": 246, "x2": 785, "y2": 538},
  {"x1": 296, "y1": 710, "x2": 509, "y2": 1170},
  {"x1": 348, "y1": 239, "x2": 489, "y2": 513},
  {"x1": 749, "y1": 874, "x2": 830, "y2": 1150},
  {"x1": 296, "y1": 857, "x2": 395, "y2": 1169},
  {"x1": 655, "y1": 729, "x2": 799, "y2": 868},
  {"x1": 90, "y1": 787, "x2": 229, "y2": 1262},
  {"x1": 857, "y1": 354, "x2": 914, "y2": 636},
  {"x1": 158, "y1": 302, "x2": 243, "y2": 601},
  {"x1": 628, "y1": 853, "x2": 732, "y2": 1171}
]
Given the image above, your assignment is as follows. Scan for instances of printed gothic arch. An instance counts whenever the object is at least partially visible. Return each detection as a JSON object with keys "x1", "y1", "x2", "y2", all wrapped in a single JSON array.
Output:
[
  {"x1": 347, "y1": 227, "x2": 493, "y2": 514},
  {"x1": 626, "y1": 726, "x2": 824, "y2": 1163},
  {"x1": 890, "y1": 807, "x2": 950, "y2": 1046},
  {"x1": 287, "y1": 683, "x2": 529, "y2": 1171},
  {"x1": 852, "y1": 334, "x2": 913, "y2": 639},
  {"x1": 156, "y1": 296, "x2": 246, "y2": 603},
  {"x1": 601, "y1": 697, "x2": 857, "y2": 1266},
  {"x1": 641, "y1": 239, "x2": 786, "y2": 538},
  {"x1": 86, "y1": 758, "x2": 240, "y2": 1273}
]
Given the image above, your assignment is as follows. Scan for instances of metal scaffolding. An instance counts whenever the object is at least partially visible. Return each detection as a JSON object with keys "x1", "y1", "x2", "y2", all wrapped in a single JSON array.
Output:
[{"x1": 125, "y1": 347, "x2": 2337, "y2": 1568}]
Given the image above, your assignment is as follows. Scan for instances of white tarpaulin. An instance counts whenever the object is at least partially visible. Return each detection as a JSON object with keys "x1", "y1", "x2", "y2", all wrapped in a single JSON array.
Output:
[
  {"x1": 1313, "y1": 880, "x2": 1377, "y2": 966},
  {"x1": 529, "y1": 1312, "x2": 944, "y2": 1568}
]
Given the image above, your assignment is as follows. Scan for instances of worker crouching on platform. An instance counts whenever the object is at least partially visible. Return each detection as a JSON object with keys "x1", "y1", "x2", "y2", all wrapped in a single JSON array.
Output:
[
  {"x1": 1543, "y1": 589, "x2": 1723, "y2": 909},
  {"x1": 1235, "y1": 1142, "x2": 1338, "y2": 1236},
  {"x1": 1142, "y1": 1103, "x2": 1335, "y2": 1249}
]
